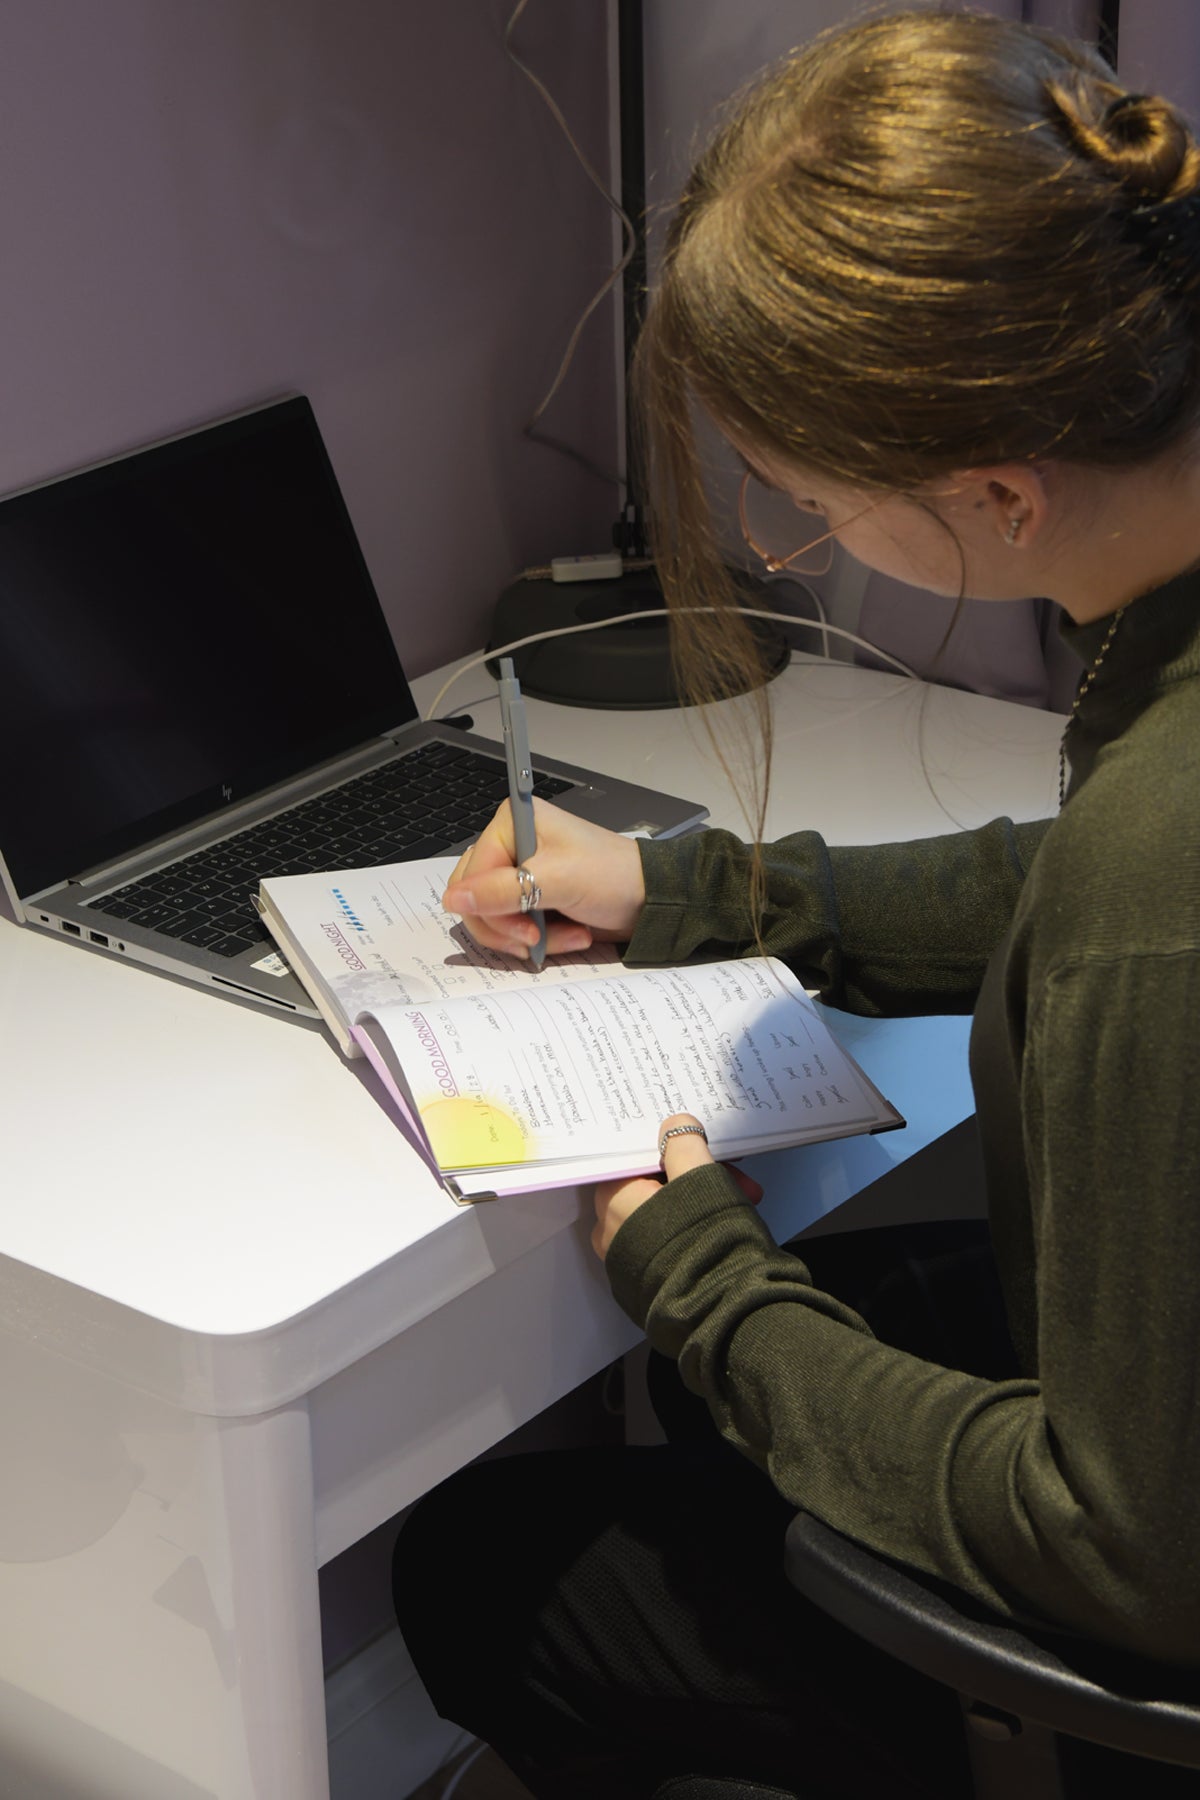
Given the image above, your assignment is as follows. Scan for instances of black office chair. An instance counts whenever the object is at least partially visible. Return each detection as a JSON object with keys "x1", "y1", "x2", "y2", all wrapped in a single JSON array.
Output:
[
  {"x1": 781, "y1": 1510, "x2": 1200, "y2": 1798},
  {"x1": 652, "y1": 1783, "x2": 799, "y2": 1800},
  {"x1": 650, "y1": 1516, "x2": 1200, "y2": 1800}
]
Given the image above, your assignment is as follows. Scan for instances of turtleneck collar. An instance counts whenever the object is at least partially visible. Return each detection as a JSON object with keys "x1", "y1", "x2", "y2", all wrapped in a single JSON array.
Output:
[
  {"x1": 1057, "y1": 565, "x2": 1200, "y2": 801},
  {"x1": 1060, "y1": 563, "x2": 1200, "y2": 713}
]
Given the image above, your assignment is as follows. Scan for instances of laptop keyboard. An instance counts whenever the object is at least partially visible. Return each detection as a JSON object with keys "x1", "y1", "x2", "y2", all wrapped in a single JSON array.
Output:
[{"x1": 85, "y1": 741, "x2": 573, "y2": 958}]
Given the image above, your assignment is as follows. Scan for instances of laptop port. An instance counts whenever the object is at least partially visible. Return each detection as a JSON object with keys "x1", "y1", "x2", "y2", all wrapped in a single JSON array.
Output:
[
  {"x1": 62, "y1": 920, "x2": 81, "y2": 936},
  {"x1": 89, "y1": 930, "x2": 109, "y2": 947}
]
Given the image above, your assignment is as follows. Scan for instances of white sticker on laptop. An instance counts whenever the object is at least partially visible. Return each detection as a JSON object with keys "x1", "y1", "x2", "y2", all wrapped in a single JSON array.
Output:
[{"x1": 251, "y1": 951, "x2": 291, "y2": 979}]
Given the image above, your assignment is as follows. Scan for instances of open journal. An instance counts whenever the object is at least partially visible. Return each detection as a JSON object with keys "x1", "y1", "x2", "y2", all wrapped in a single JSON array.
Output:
[{"x1": 257, "y1": 857, "x2": 903, "y2": 1202}]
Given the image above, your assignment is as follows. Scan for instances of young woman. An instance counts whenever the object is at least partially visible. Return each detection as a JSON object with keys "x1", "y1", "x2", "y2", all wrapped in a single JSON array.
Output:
[{"x1": 394, "y1": 11, "x2": 1200, "y2": 1796}]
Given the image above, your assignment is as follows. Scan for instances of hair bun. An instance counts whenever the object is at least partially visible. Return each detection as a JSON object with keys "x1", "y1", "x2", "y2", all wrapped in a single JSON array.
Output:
[{"x1": 1047, "y1": 78, "x2": 1200, "y2": 203}]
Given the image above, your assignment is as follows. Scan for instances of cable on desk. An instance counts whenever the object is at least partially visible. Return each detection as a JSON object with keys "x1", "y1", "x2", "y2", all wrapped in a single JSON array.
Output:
[{"x1": 421, "y1": 607, "x2": 919, "y2": 723}]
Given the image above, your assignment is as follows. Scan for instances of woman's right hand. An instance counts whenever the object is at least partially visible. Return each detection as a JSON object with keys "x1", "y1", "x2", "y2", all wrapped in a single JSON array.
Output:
[{"x1": 442, "y1": 799, "x2": 647, "y2": 960}]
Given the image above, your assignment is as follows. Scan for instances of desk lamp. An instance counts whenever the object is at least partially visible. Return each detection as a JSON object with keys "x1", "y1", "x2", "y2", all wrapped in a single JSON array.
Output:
[{"x1": 489, "y1": 0, "x2": 788, "y2": 710}]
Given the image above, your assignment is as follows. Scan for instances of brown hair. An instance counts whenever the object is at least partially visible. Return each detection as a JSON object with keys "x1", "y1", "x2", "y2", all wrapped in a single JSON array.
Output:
[{"x1": 634, "y1": 7, "x2": 1200, "y2": 865}]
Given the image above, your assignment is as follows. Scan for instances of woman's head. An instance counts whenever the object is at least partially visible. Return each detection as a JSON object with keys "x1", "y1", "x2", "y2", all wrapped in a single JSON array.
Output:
[
  {"x1": 634, "y1": 6, "x2": 1200, "y2": 860},
  {"x1": 639, "y1": 7, "x2": 1200, "y2": 503}
]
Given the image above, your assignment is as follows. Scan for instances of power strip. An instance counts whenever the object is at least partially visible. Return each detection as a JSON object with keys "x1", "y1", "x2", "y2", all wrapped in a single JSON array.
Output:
[{"x1": 550, "y1": 552, "x2": 624, "y2": 582}]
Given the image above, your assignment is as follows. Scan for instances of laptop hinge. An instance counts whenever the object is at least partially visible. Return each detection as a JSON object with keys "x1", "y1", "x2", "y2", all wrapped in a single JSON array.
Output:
[{"x1": 0, "y1": 849, "x2": 25, "y2": 921}]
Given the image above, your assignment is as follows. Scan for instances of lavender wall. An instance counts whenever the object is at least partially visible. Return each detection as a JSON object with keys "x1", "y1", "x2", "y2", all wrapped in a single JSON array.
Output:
[
  {"x1": 0, "y1": 0, "x2": 618, "y2": 679},
  {"x1": 1118, "y1": 0, "x2": 1200, "y2": 121}
]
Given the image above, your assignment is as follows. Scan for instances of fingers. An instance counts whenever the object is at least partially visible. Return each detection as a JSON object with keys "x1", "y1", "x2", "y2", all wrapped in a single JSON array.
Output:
[
  {"x1": 447, "y1": 878, "x2": 594, "y2": 960},
  {"x1": 443, "y1": 805, "x2": 587, "y2": 959},
  {"x1": 446, "y1": 854, "x2": 544, "y2": 928},
  {"x1": 724, "y1": 1164, "x2": 764, "y2": 1205},
  {"x1": 444, "y1": 807, "x2": 517, "y2": 899},
  {"x1": 591, "y1": 1110, "x2": 764, "y2": 1263},
  {"x1": 655, "y1": 1114, "x2": 762, "y2": 1201},
  {"x1": 442, "y1": 799, "x2": 646, "y2": 956},
  {"x1": 657, "y1": 1112, "x2": 715, "y2": 1180}
]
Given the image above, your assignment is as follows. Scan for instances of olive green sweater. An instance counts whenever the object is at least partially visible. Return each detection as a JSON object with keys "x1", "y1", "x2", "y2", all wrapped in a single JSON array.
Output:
[{"x1": 608, "y1": 572, "x2": 1200, "y2": 1666}]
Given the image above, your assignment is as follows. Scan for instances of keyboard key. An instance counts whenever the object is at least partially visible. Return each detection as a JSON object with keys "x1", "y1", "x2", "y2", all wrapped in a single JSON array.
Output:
[
  {"x1": 460, "y1": 808, "x2": 500, "y2": 835},
  {"x1": 291, "y1": 800, "x2": 342, "y2": 825},
  {"x1": 393, "y1": 832, "x2": 458, "y2": 859},
  {"x1": 415, "y1": 745, "x2": 466, "y2": 769},
  {"x1": 193, "y1": 896, "x2": 241, "y2": 919},
  {"x1": 207, "y1": 934, "x2": 253, "y2": 958},
  {"x1": 156, "y1": 909, "x2": 217, "y2": 936},
  {"x1": 92, "y1": 892, "x2": 149, "y2": 920},
  {"x1": 338, "y1": 824, "x2": 389, "y2": 849},
  {"x1": 179, "y1": 922, "x2": 227, "y2": 948},
  {"x1": 129, "y1": 902, "x2": 190, "y2": 931},
  {"x1": 213, "y1": 909, "x2": 258, "y2": 933}
]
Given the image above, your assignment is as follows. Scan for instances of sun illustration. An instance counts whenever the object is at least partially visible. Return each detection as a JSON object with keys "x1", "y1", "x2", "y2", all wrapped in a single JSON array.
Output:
[{"x1": 421, "y1": 1096, "x2": 529, "y2": 1169}]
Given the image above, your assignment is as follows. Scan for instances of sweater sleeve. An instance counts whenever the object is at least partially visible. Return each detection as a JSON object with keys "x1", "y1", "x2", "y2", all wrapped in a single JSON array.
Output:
[
  {"x1": 623, "y1": 818, "x2": 1050, "y2": 1016},
  {"x1": 605, "y1": 948, "x2": 1200, "y2": 1664},
  {"x1": 605, "y1": 1173, "x2": 1045, "y2": 1624}
]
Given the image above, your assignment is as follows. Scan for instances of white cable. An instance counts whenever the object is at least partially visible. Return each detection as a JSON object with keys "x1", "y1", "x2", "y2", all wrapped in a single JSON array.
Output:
[
  {"x1": 763, "y1": 570, "x2": 830, "y2": 660},
  {"x1": 440, "y1": 1739, "x2": 489, "y2": 1799},
  {"x1": 422, "y1": 607, "x2": 919, "y2": 722},
  {"x1": 504, "y1": 0, "x2": 636, "y2": 433}
]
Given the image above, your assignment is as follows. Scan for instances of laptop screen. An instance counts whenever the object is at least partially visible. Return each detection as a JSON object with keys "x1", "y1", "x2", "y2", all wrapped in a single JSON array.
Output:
[{"x1": 0, "y1": 397, "x2": 417, "y2": 899}]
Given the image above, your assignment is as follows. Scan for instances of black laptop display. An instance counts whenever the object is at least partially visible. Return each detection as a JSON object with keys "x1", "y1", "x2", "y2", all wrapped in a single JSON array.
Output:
[{"x1": 0, "y1": 397, "x2": 706, "y2": 1021}]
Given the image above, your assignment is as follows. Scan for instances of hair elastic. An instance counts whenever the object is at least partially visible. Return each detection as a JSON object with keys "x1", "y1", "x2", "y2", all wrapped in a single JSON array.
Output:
[{"x1": 1122, "y1": 191, "x2": 1200, "y2": 293}]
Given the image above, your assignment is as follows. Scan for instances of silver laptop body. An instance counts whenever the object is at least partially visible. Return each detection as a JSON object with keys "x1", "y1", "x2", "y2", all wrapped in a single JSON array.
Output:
[{"x1": 0, "y1": 397, "x2": 706, "y2": 1023}]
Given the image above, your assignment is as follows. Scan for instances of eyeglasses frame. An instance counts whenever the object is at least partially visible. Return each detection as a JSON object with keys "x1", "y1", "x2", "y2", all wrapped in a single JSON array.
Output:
[{"x1": 737, "y1": 470, "x2": 883, "y2": 577}]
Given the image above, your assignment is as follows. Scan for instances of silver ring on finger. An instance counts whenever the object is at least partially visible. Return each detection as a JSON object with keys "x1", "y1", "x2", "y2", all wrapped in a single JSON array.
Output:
[
  {"x1": 658, "y1": 1123, "x2": 708, "y2": 1165},
  {"x1": 516, "y1": 865, "x2": 543, "y2": 914}
]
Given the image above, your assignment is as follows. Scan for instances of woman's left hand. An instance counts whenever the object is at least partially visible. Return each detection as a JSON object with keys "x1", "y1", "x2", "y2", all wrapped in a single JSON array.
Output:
[{"x1": 591, "y1": 1112, "x2": 763, "y2": 1261}]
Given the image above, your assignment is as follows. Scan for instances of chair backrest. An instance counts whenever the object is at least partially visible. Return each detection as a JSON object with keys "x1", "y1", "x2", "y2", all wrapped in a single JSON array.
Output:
[
  {"x1": 651, "y1": 1781, "x2": 801, "y2": 1800},
  {"x1": 784, "y1": 1511, "x2": 1200, "y2": 1772}
]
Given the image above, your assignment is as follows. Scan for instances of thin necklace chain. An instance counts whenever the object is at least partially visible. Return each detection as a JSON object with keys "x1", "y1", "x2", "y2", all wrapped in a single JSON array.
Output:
[{"x1": 1059, "y1": 607, "x2": 1126, "y2": 808}]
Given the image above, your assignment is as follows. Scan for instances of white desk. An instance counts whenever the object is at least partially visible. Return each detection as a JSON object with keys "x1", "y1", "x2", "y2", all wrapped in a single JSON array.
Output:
[{"x1": 0, "y1": 656, "x2": 1064, "y2": 1799}]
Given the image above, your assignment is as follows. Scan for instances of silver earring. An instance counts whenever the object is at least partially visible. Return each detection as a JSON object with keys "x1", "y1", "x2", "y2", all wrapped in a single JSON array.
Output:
[{"x1": 1005, "y1": 517, "x2": 1022, "y2": 546}]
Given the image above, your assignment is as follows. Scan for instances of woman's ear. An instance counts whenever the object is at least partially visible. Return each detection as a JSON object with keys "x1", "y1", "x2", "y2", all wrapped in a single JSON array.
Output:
[{"x1": 947, "y1": 463, "x2": 1051, "y2": 549}]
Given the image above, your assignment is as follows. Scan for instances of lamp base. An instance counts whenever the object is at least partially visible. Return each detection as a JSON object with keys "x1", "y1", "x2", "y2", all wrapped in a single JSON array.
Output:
[{"x1": 487, "y1": 568, "x2": 789, "y2": 709}]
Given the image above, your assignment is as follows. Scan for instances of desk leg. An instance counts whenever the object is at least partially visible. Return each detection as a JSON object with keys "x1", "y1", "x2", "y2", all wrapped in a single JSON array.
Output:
[{"x1": 0, "y1": 1331, "x2": 329, "y2": 1799}]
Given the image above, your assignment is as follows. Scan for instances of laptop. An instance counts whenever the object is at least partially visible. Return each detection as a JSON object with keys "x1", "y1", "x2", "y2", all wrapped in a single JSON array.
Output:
[{"x1": 0, "y1": 396, "x2": 708, "y2": 1024}]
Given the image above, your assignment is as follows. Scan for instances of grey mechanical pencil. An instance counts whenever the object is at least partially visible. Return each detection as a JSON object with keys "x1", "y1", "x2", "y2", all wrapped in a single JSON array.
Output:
[{"x1": 497, "y1": 656, "x2": 547, "y2": 969}]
